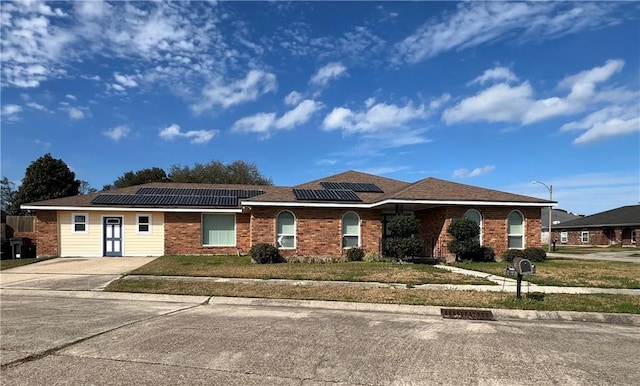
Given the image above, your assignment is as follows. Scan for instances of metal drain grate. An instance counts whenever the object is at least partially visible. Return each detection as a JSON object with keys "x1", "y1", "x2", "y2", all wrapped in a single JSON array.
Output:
[{"x1": 441, "y1": 308, "x2": 494, "y2": 321}]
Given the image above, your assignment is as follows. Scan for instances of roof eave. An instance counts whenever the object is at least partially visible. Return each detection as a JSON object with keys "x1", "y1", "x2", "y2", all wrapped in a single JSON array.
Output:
[{"x1": 20, "y1": 205, "x2": 242, "y2": 213}]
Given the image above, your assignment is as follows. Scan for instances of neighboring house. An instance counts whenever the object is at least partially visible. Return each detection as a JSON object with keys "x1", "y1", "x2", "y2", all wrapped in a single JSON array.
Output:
[
  {"x1": 540, "y1": 208, "x2": 583, "y2": 244},
  {"x1": 22, "y1": 170, "x2": 555, "y2": 262},
  {"x1": 550, "y1": 205, "x2": 639, "y2": 247}
]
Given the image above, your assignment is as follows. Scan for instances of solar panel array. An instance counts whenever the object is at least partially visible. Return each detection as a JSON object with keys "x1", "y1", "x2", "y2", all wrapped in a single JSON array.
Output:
[
  {"x1": 92, "y1": 194, "x2": 238, "y2": 206},
  {"x1": 319, "y1": 182, "x2": 383, "y2": 193},
  {"x1": 293, "y1": 189, "x2": 361, "y2": 201},
  {"x1": 136, "y1": 187, "x2": 264, "y2": 198}
]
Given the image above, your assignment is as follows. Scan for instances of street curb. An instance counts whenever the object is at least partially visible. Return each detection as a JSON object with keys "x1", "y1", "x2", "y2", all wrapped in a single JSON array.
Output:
[
  {"x1": 0, "y1": 289, "x2": 209, "y2": 304},
  {"x1": 208, "y1": 296, "x2": 640, "y2": 326}
]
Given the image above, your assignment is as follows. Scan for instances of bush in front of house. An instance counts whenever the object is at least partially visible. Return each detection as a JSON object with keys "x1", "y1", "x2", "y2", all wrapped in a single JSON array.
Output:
[
  {"x1": 384, "y1": 237, "x2": 425, "y2": 259},
  {"x1": 524, "y1": 247, "x2": 547, "y2": 262},
  {"x1": 249, "y1": 243, "x2": 282, "y2": 264},
  {"x1": 473, "y1": 246, "x2": 496, "y2": 262},
  {"x1": 364, "y1": 252, "x2": 386, "y2": 263},
  {"x1": 447, "y1": 218, "x2": 481, "y2": 262},
  {"x1": 346, "y1": 247, "x2": 365, "y2": 261},
  {"x1": 502, "y1": 249, "x2": 525, "y2": 263}
]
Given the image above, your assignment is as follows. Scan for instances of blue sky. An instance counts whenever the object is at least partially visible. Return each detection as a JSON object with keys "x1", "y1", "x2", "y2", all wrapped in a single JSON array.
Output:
[{"x1": 1, "y1": 1, "x2": 639, "y2": 215}]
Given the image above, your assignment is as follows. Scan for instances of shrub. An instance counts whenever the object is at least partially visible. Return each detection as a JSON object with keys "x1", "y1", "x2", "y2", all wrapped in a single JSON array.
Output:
[
  {"x1": 387, "y1": 215, "x2": 420, "y2": 238},
  {"x1": 363, "y1": 252, "x2": 386, "y2": 262},
  {"x1": 502, "y1": 249, "x2": 525, "y2": 263},
  {"x1": 447, "y1": 218, "x2": 480, "y2": 241},
  {"x1": 384, "y1": 238, "x2": 425, "y2": 259},
  {"x1": 447, "y1": 218, "x2": 481, "y2": 261},
  {"x1": 346, "y1": 247, "x2": 365, "y2": 261},
  {"x1": 524, "y1": 247, "x2": 547, "y2": 262},
  {"x1": 249, "y1": 243, "x2": 282, "y2": 264}
]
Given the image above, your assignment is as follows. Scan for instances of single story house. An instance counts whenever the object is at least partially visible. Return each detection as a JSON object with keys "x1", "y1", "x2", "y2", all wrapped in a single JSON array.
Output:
[
  {"x1": 550, "y1": 205, "x2": 639, "y2": 247},
  {"x1": 540, "y1": 208, "x2": 583, "y2": 244},
  {"x1": 22, "y1": 170, "x2": 555, "y2": 262}
]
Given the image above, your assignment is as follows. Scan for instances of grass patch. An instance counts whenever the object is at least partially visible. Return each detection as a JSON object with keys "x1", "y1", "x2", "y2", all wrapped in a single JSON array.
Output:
[
  {"x1": 550, "y1": 245, "x2": 637, "y2": 254},
  {"x1": 0, "y1": 257, "x2": 54, "y2": 270},
  {"x1": 105, "y1": 278, "x2": 640, "y2": 314},
  {"x1": 454, "y1": 259, "x2": 640, "y2": 289},
  {"x1": 129, "y1": 255, "x2": 493, "y2": 286}
]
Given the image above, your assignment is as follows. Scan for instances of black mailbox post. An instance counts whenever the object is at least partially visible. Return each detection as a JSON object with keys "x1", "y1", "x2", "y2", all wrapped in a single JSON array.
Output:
[
  {"x1": 512, "y1": 257, "x2": 534, "y2": 299},
  {"x1": 9, "y1": 237, "x2": 33, "y2": 259}
]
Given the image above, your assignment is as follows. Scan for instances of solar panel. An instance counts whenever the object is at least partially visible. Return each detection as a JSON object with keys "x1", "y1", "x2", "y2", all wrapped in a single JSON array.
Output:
[
  {"x1": 292, "y1": 189, "x2": 361, "y2": 201},
  {"x1": 91, "y1": 194, "x2": 237, "y2": 206},
  {"x1": 319, "y1": 182, "x2": 383, "y2": 193},
  {"x1": 136, "y1": 187, "x2": 263, "y2": 198}
]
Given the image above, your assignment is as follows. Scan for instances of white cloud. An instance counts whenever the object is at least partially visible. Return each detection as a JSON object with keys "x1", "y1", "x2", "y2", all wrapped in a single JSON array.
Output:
[
  {"x1": 232, "y1": 99, "x2": 323, "y2": 138},
  {"x1": 2, "y1": 104, "x2": 22, "y2": 116},
  {"x1": 310, "y1": 62, "x2": 347, "y2": 86},
  {"x1": 284, "y1": 91, "x2": 302, "y2": 106},
  {"x1": 316, "y1": 159, "x2": 338, "y2": 166},
  {"x1": 113, "y1": 73, "x2": 138, "y2": 88},
  {"x1": 35, "y1": 139, "x2": 51, "y2": 148},
  {"x1": 323, "y1": 102, "x2": 427, "y2": 134},
  {"x1": 192, "y1": 70, "x2": 277, "y2": 114},
  {"x1": 452, "y1": 165, "x2": 495, "y2": 178},
  {"x1": 275, "y1": 100, "x2": 323, "y2": 129},
  {"x1": 469, "y1": 67, "x2": 518, "y2": 85},
  {"x1": 444, "y1": 59, "x2": 633, "y2": 131},
  {"x1": 429, "y1": 93, "x2": 451, "y2": 110},
  {"x1": 394, "y1": 2, "x2": 625, "y2": 64},
  {"x1": 65, "y1": 94, "x2": 77, "y2": 101},
  {"x1": 572, "y1": 117, "x2": 639, "y2": 145},
  {"x1": 103, "y1": 125, "x2": 130, "y2": 141},
  {"x1": 26, "y1": 102, "x2": 48, "y2": 111},
  {"x1": 68, "y1": 107, "x2": 84, "y2": 120},
  {"x1": 159, "y1": 123, "x2": 218, "y2": 144}
]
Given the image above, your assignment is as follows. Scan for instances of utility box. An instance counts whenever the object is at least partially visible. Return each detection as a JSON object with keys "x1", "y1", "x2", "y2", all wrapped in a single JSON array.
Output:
[
  {"x1": 9, "y1": 237, "x2": 34, "y2": 259},
  {"x1": 512, "y1": 257, "x2": 534, "y2": 275}
]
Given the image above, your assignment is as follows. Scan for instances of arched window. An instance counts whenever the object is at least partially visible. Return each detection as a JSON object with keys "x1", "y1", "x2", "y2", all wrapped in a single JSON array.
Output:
[
  {"x1": 507, "y1": 210, "x2": 524, "y2": 249},
  {"x1": 342, "y1": 212, "x2": 360, "y2": 248},
  {"x1": 276, "y1": 211, "x2": 296, "y2": 249},
  {"x1": 464, "y1": 209, "x2": 482, "y2": 245}
]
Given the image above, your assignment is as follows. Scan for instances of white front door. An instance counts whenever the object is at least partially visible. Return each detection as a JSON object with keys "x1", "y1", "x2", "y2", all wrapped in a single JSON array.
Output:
[{"x1": 104, "y1": 217, "x2": 123, "y2": 257}]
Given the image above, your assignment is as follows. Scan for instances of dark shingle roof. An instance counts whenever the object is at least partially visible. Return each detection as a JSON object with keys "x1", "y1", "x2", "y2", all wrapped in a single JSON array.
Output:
[{"x1": 551, "y1": 205, "x2": 640, "y2": 229}]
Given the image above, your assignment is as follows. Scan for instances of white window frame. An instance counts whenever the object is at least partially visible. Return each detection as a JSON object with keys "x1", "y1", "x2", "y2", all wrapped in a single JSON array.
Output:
[
  {"x1": 632, "y1": 230, "x2": 637, "y2": 244},
  {"x1": 581, "y1": 230, "x2": 589, "y2": 243},
  {"x1": 136, "y1": 214, "x2": 152, "y2": 234},
  {"x1": 464, "y1": 209, "x2": 483, "y2": 245},
  {"x1": 342, "y1": 211, "x2": 361, "y2": 249},
  {"x1": 202, "y1": 213, "x2": 236, "y2": 247},
  {"x1": 72, "y1": 213, "x2": 89, "y2": 234},
  {"x1": 507, "y1": 210, "x2": 525, "y2": 249},
  {"x1": 560, "y1": 230, "x2": 568, "y2": 243},
  {"x1": 276, "y1": 210, "x2": 296, "y2": 249}
]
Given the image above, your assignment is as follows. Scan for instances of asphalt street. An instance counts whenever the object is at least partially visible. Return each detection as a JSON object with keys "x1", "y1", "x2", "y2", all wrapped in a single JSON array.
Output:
[{"x1": 2, "y1": 293, "x2": 639, "y2": 385}]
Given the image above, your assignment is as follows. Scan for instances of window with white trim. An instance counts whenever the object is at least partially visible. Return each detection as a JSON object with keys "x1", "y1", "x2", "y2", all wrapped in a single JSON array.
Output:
[
  {"x1": 560, "y1": 230, "x2": 567, "y2": 243},
  {"x1": 581, "y1": 230, "x2": 589, "y2": 243},
  {"x1": 342, "y1": 212, "x2": 360, "y2": 248},
  {"x1": 202, "y1": 214, "x2": 236, "y2": 247},
  {"x1": 507, "y1": 210, "x2": 524, "y2": 249},
  {"x1": 137, "y1": 214, "x2": 151, "y2": 233},
  {"x1": 464, "y1": 209, "x2": 482, "y2": 245},
  {"x1": 72, "y1": 213, "x2": 88, "y2": 233},
  {"x1": 632, "y1": 230, "x2": 637, "y2": 244},
  {"x1": 276, "y1": 211, "x2": 296, "y2": 249}
]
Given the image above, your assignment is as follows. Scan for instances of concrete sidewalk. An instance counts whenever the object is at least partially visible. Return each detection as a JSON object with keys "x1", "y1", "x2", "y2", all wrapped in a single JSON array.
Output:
[{"x1": 547, "y1": 252, "x2": 640, "y2": 263}]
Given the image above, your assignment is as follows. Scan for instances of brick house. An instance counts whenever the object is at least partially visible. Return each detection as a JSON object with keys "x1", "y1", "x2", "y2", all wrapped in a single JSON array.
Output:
[
  {"x1": 22, "y1": 170, "x2": 554, "y2": 262},
  {"x1": 550, "y1": 205, "x2": 639, "y2": 247}
]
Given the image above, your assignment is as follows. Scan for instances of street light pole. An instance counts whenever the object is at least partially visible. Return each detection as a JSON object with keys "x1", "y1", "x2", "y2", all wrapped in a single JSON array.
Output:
[{"x1": 533, "y1": 181, "x2": 553, "y2": 252}]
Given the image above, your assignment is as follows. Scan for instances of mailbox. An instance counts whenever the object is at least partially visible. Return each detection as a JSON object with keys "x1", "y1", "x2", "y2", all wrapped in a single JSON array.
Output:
[{"x1": 512, "y1": 257, "x2": 534, "y2": 275}]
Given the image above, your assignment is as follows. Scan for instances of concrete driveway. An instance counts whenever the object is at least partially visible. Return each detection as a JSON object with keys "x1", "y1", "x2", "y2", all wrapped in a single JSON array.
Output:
[
  {"x1": 548, "y1": 250, "x2": 640, "y2": 263},
  {"x1": 0, "y1": 257, "x2": 157, "y2": 291}
]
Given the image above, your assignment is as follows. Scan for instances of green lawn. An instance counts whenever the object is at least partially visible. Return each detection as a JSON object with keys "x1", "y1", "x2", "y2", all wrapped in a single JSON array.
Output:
[
  {"x1": 106, "y1": 278, "x2": 640, "y2": 315},
  {"x1": 0, "y1": 257, "x2": 54, "y2": 270},
  {"x1": 129, "y1": 255, "x2": 493, "y2": 286},
  {"x1": 549, "y1": 245, "x2": 638, "y2": 254},
  {"x1": 454, "y1": 259, "x2": 640, "y2": 289}
]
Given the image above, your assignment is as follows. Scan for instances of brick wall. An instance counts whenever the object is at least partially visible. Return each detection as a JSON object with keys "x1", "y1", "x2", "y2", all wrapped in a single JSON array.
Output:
[
  {"x1": 35, "y1": 211, "x2": 58, "y2": 257},
  {"x1": 416, "y1": 206, "x2": 541, "y2": 262},
  {"x1": 552, "y1": 227, "x2": 639, "y2": 247},
  {"x1": 250, "y1": 207, "x2": 382, "y2": 258},
  {"x1": 164, "y1": 212, "x2": 250, "y2": 255}
]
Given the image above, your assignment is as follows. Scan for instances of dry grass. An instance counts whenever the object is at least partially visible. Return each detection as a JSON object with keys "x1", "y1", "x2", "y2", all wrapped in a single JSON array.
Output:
[
  {"x1": 106, "y1": 278, "x2": 640, "y2": 314},
  {"x1": 0, "y1": 257, "x2": 54, "y2": 271},
  {"x1": 454, "y1": 259, "x2": 640, "y2": 289},
  {"x1": 130, "y1": 255, "x2": 492, "y2": 285}
]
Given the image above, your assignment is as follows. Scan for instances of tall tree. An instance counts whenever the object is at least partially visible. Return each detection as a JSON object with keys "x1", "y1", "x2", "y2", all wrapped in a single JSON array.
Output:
[
  {"x1": 11, "y1": 153, "x2": 80, "y2": 214},
  {"x1": 168, "y1": 160, "x2": 272, "y2": 185},
  {"x1": 112, "y1": 167, "x2": 168, "y2": 189},
  {"x1": 78, "y1": 180, "x2": 97, "y2": 195},
  {"x1": 1, "y1": 176, "x2": 17, "y2": 214}
]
